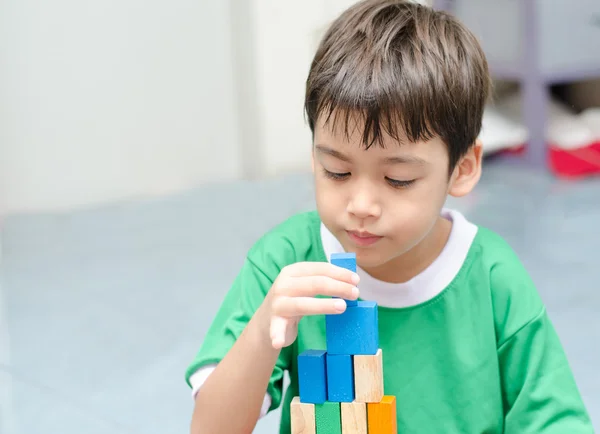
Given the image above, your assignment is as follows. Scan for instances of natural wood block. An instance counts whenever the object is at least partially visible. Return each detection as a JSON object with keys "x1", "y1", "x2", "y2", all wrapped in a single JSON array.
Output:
[
  {"x1": 291, "y1": 396, "x2": 316, "y2": 434},
  {"x1": 341, "y1": 401, "x2": 367, "y2": 434},
  {"x1": 315, "y1": 401, "x2": 342, "y2": 434},
  {"x1": 354, "y1": 348, "x2": 384, "y2": 402},
  {"x1": 367, "y1": 396, "x2": 397, "y2": 434}
]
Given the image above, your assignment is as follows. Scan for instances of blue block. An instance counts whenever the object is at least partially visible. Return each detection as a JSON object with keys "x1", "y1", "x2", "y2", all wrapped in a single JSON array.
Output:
[
  {"x1": 330, "y1": 252, "x2": 357, "y2": 272},
  {"x1": 326, "y1": 354, "x2": 355, "y2": 402},
  {"x1": 325, "y1": 301, "x2": 379, "y2": 355},
  {"x1": 330, "y1": 252, "x2": 358, "y2": 307},
  {"x1": 298, "y1": 349, "x2": 327, "y2": 403}
]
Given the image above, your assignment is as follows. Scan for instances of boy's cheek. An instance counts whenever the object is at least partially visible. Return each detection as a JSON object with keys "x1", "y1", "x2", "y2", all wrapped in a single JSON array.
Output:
[
  {"x1": 314, "y1": 178, "x2": 342, "y2": 201},
  {"x1": 384, "y1": 202, "x2": 439, "y2": 240},
  {"x1": 316, "y1": 191, "x2": 344, "y2": 218}
]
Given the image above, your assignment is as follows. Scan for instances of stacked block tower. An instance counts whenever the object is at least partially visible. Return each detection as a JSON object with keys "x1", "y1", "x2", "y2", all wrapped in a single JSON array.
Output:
[{"x1": 291, "y1": 253, "x2": 397, "y2": 434}]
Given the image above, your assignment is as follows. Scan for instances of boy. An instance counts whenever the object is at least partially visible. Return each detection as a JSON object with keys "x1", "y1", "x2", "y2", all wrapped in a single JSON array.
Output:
[{"x1": 186, "y1": 1, "x2": 593, "y2": 432}]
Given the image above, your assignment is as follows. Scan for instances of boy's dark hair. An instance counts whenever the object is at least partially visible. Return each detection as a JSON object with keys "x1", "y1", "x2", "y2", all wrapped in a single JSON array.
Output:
[{"x1": 304, "y1": 0, "x2": 492, "y2": 170}]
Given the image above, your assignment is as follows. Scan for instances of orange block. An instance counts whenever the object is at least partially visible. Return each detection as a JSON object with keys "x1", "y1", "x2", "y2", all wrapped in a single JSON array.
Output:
[{"x1": 367, "y1": 396, "x2": 397, "y2": 434}]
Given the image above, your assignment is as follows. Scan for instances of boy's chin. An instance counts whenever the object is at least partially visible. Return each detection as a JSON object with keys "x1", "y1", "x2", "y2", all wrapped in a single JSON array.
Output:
[
  {"x1": 353, "y1": 248, "x2": 396, "y2": 270},
  {"x1": 354, "y1": 243, "x2": 417, "y2": 270}
]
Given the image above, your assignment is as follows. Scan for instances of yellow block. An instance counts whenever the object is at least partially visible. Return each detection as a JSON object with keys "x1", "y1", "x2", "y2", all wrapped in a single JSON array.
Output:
[
  {"x1": 354, "y1": 348, "x2": 384, "y2": 403},
  {"x1": 291, "y1": 396, "x2": 316, "y2": 434},
  {"x1": 341, "y1": 401, "x2": 367, "y2": 434},
  {"x1": 367, "y1": 396, "x2": 397, "y2": 434}
]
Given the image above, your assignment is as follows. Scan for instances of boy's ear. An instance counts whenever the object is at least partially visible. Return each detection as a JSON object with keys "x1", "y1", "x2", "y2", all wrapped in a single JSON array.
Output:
[
  {"x1": 311, "y1": 147, "x2": 315, "y2": 173},
  {"x1": 448, "y1": 139, "x2": 483, "y2": 197}
]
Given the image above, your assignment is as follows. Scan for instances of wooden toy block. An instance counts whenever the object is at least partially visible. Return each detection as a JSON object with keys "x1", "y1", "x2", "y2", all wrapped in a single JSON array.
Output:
[
  {"x1": 367, "y1": 396, "x2": 397, "y2": 434},
  {"x1": 291, "y1": 396, "x2": 316, "y2": 434},
  {"x1": 298, "y1": 349, "x2": 327, "y2": 404},
  {"x1": 330, "y1": 252, "x2": 358, "y2": 306},
  {"x1": 326, "y1": 354, "x2": 355, "y2": 402},
  {"x1": 325, "y1": 301, "x2": 379, "y2": 355},
  {"x1": 315, "y1": 401, "x2": 342, "y2": 434},
  {"x1": 354, "y1": 348, "x2": 384, "y2": 403},
  {"x1": 341, "y1": 402, "x2": 367, "y2": 434}
]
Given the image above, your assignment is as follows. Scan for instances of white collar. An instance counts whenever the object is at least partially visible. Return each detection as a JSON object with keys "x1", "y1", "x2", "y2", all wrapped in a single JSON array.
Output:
[{"x1": 320, "y1": 209, "x2": 478, "y2": 308}]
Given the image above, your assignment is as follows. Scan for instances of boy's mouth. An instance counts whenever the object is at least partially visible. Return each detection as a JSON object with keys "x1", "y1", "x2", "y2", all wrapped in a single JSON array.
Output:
[{"x1": 346, "y1": 230, "x2": 383, "y2": 247}]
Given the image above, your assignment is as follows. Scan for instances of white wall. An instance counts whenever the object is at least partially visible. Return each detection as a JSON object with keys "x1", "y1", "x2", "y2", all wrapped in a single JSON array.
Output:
[
  {"x1": 0, "y1": 1, "x2": 241, "y2": 215},
  {"x1": 249, "y1": 0, "x2": 325, "y2": 177}
]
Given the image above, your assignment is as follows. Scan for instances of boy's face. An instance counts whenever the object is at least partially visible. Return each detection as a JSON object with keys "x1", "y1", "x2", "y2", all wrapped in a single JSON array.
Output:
[{"x1": 312, "y1": 114, "x2": 482, "y2": 280}]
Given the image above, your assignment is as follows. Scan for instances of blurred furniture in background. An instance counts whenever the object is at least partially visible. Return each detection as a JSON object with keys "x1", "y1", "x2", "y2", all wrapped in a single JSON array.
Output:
[
  {"x1": 565, "y1": 78, "x2": 600, "y2": 111},
  {"x1": 435, "y1": 0, "x2": 600, "y2": 170}
]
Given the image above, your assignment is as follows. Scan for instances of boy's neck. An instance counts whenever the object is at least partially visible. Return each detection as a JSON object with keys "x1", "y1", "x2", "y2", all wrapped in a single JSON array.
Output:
[{"x1": 361, "y1": 216, "x2": 453, "y2": 284}]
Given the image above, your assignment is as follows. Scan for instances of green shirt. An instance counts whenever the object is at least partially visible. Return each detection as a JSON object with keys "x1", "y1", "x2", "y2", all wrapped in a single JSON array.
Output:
[{"x1": 185, "y1": 210, "x2": 593, "y2": 433}]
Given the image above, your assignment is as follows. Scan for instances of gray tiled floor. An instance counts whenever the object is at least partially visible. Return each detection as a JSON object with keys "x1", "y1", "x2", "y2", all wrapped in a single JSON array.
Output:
[{"x1": 1, "y1": 160, "x2": 599, "y2": 433}]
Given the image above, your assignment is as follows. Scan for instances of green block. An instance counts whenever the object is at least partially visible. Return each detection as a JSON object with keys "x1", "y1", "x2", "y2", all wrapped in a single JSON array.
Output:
[{"x1": 315, "y1": 401, "x2": 341, "y2": 434}]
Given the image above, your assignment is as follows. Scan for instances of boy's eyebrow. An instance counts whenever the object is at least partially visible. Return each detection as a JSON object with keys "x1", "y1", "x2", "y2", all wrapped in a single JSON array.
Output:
[
  {"x1": 383, "y1": 155, "x2": 428, "y2": 165},
  {"x1": 315, "y1": 144, "x2": 427, "y2": 165},
  {"x1": 315, "y1": 145, "x2": 352, "y2": 162}
]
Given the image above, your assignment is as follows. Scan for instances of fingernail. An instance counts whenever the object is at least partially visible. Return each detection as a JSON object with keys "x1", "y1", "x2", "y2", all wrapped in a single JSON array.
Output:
[
  {"x1": 334, "y1": 299, "x2": 346, "y2": 312},
  {"x1": 351, "y1": 273, "x2": 360, "y2": 284},
  {"x1": 271, "y1": 336, "x2": 282, "y2": 349},
  {"x1": 352, "y1": 286, "x2": 360, "y2": 298}
]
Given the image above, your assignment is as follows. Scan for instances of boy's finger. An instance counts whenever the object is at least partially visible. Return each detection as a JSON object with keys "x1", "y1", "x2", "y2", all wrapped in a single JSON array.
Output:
[
  {"x1": 270, "y1": 316, "x2": 288, "y2": 349},
  {"x1": 287, "y1": 275, "x2": 359, "y2": 300},
  {"x1": 285, "y1": 262, "x2": 360, "y2": 284},
  {"x1": 272, "y1": 296, "x2": 347, "y2": 318}
]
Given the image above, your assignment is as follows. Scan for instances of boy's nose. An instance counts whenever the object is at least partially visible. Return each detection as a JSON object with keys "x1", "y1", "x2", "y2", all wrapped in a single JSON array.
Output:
[{"x1": 346, "y1": 187, "x2": 381, "y2": 219}]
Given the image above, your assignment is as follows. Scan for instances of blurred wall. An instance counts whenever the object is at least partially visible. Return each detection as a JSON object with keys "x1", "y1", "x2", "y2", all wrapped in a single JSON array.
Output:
[
  {"x1": 247, "y1": 0, "x2": 322, "y2": 179},
  {"x1": 0, "y1": 1, "x2": 241, "y2": 215}
]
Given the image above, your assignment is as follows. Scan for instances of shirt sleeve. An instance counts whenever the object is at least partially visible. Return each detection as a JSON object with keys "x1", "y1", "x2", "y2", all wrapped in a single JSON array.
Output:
[
  {"x1": 188, "y1": 364, "x2": 272, "y2": 418},
  {"x1": 497, "y1": 306, "x2": 593, "y2": 433},
  {"x1": 184, "y1": 255, "x2": 293, "y2": 414}
]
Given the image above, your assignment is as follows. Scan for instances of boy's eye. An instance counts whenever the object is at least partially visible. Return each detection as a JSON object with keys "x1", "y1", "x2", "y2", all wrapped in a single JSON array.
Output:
[
  {"x1": 322, "y1": 168, "x2": 350, "y2": 180},
  {"x1": 386, "y1": 177, "x2": 416, "y2": 188}
]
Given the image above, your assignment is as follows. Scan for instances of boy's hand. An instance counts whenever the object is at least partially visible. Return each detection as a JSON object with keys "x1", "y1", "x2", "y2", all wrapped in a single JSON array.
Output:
[{"x1": 260, "y1": 262, "x2": 360, "y2": 350}]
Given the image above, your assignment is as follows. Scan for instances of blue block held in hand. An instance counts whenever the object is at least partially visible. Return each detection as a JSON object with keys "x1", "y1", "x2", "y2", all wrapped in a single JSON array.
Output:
[{"x1": 330, "y1": 252, "x2": 358, "y2": 306}]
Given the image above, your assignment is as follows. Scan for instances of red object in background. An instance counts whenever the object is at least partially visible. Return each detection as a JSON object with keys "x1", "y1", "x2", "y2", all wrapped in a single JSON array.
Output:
[
  {"x1": 496, "y1": 141, "x2": 600, "y2": 179},
  {"x1": 549, "y1": 141, "x2": 600, "y2": 178}
]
